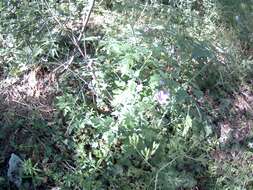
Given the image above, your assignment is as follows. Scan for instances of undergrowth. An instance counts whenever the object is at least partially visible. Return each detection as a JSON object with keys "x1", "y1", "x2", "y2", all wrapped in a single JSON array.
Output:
[{"x1": 0, "y1": 0, "x2": 253, "y2": 189}]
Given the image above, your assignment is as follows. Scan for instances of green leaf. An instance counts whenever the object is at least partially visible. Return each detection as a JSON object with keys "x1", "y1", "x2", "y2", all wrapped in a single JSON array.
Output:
[
  {"x1": 204, "y1": 123, "x2": 213, "y2": 137},
  {"x1": 183, "y1": 115, "x2": 192, "y2": 137},
  {"x1": 149, "y1": 74, "x2": 161, "y2": 89}
]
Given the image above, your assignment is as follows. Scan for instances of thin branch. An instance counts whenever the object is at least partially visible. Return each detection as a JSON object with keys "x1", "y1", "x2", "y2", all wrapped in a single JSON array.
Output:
[
  {"x1": 53, "y1": 0, "x2": 95, "y2": 76},
  {"x1": 78, "y1": 0, "x2": 95, "y2": 42},
  {"x1": 154, "y1": 157, "x2": 178, "y2": 190}
]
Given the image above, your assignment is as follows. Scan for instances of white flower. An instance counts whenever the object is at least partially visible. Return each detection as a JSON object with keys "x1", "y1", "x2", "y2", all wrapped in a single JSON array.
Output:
[
  {"x1": 235, "y1": 15, "x2": 240, "y2": 22},
  {"x1": 136, "y1": 83, "x2": 143, "y2": 92},
  {"x1": 155, "y1": 90, "x2": 170, "y2": 105}
]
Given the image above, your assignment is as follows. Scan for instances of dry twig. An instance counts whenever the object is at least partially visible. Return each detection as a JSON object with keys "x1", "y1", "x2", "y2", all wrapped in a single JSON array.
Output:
[{"x1": 53, "y1": 0, "x2": 95, "y2": 77}]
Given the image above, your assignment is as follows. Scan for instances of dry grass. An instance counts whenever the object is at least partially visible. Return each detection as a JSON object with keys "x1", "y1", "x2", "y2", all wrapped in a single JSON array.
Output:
[{"x1": 0, "y1": 66, "x2": 58, "y2": 124}]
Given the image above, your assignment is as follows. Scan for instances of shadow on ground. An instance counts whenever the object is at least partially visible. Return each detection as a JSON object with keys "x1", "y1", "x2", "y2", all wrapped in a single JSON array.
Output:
[{"x1": 0, "y1": 67, "x2": 67, "y2": 189}]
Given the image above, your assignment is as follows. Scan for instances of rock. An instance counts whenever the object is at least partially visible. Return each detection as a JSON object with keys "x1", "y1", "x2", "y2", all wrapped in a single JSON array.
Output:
[{"x1": 7, "y1": 153, "x2": 23, "y2": 188}]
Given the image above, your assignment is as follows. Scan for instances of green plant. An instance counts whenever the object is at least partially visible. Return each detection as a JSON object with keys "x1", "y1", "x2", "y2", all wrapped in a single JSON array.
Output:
[{"x1": 1, "y1": 0, "x2": 253, "y2": 189}]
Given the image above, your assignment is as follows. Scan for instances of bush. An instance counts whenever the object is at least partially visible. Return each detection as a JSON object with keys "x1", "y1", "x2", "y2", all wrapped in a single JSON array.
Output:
[{"x1": 1, "y1": 0, "x2": 253, "y2": 189}]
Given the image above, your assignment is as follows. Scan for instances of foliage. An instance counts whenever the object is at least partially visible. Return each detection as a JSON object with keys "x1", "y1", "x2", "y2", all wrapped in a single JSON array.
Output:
[{"x1": 0, "y1": 0, "x2": 253, "y2": 189}]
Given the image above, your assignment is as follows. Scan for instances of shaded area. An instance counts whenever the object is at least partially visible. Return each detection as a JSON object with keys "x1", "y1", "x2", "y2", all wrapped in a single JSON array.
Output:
[
  {"x1": 216, "y1": 0, "x2": 253, "y2": 52},
  {"x1": 0, "y1": 67, "x2": 60, "y2": 189}
]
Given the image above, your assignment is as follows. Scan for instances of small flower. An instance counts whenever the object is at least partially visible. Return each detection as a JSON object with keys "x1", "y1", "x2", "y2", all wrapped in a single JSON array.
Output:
[
  {"x1": 155, "y1": 90, "x2": 170, "y2": 105},
  {"x1": 136, "y1": 83, "x2": 143, "y2": 92},
  {"x1": 235, "y1": 15, "x2": 240, "y2": 22}
]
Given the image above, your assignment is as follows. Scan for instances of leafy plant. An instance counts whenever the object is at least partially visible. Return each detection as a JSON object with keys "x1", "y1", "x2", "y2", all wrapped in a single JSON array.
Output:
[{"x1": 1, "y1": 0, "x2": 253, "y2": 189}]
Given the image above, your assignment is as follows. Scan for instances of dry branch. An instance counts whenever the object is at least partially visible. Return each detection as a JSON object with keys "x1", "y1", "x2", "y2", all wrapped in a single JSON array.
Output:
[{"x1": 54, "y1": 0, "x2": 95, "y2": 77}]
